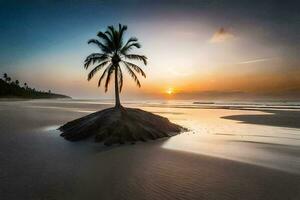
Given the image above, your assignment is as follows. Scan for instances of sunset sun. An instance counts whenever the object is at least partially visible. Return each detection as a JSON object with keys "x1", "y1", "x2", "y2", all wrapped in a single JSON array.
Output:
[{"x1": 166, "y1": 88, "x2": 174, "y2": 95}]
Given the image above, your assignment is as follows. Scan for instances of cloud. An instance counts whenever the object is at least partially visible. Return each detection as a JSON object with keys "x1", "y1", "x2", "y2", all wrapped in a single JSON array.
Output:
[
  {"x1": 209, "y1": 27, "x2": 234, "y2": 43},
  {"x1": 237, "y1": 57, "x2": 275, "y2": 65}
]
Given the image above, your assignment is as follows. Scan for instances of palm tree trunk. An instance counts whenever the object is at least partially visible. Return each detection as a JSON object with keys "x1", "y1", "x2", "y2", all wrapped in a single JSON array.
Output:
[{"x1": 114, "y1": 66, "x2": 121, "y2": 108}]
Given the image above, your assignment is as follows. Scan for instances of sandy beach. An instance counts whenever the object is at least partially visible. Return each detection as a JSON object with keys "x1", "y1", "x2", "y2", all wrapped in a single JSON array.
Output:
[{"x1": 0, "y1": 99, "x2": 300, "y2": 200}]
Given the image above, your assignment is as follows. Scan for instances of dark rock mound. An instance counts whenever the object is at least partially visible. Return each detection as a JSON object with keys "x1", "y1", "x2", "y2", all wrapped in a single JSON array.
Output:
[{"x1": 59, "y1": 107, "x2": 185, "y2": 145}]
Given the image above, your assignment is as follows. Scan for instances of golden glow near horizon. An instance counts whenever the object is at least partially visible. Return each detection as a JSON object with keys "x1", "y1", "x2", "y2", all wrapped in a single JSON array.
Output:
[{"x1": 166, "y1": 88, "x2": 174, "y2": 95}]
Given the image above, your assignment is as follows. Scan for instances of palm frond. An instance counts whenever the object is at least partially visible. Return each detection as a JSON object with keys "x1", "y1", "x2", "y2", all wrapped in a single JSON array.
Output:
[
  {"x1": 107, "y1": 26, "x2": 115, "y2": 36},
  {"x1": 124, "y1": 62, "x2": 141, "y2": 87},
  {"x1": 125, "y1": 37, "x2": 138, "y2": 45},
  {"x1": 98, "y1": 64, "x2": 111, "y2": 87},
  {"x1": 105, "y1": 65, "x2": 114, "y2": 92},
  {"x1": 105, "y1": 30, "x2": 114, "y2": 42},
  {"x1": 87, "y1": 61, "x2": 109, "y2": 81},
  {"x1": 97, "y1": 31, "x2": 114, "y2": 50},
  {"x1": 121, "y1": 42, "x2": 141, "y2": 54},
  {"x1": 85, "y1": 53, "x2": 105, "y2": 61},
  {"x1": 84, "y1": 53, "x2": 109, "y2": 69},
  {"x1": 127, "y1": 42, "x2": 141, "y2": 49},
  {"x1": 117, "y1": 24, "x2": 127, "y2": 49},
  {"x1": 118, "y1": 24, "x2": 127, "y2": 38},
  {"x1": 120, "y1": 37, "x2": 139, "y2": 53},
  {"x1": 123, "y1": 61, "x2": 146, "y2": 78},
  {"x1": 88, "y1": 39, "x2": 112, "y2": 54},
  {"x1": 107, "y1": 26, "x2": 120, "y2": 51},
  {"x1": 124, "y1": 54, "x2": 147, "y2": 65}
]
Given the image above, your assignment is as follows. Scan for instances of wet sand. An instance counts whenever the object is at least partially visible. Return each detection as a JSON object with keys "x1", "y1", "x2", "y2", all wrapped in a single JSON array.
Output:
[
  {"x1": 222, "y1": 109, "x2": 300, "y2": 129},
  {"x1": 0, "y1": 100, "x2": 300, "y2": 200}
]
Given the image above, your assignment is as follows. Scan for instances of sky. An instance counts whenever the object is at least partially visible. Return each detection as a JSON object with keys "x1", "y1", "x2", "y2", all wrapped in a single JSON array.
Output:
[{"x1": 0, "y1": 0, "x2": 300, "y2": 100}]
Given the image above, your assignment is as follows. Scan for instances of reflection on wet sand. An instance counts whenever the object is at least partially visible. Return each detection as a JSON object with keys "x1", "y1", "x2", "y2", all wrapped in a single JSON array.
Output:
[{"x1": 222, "y1": 110, "x2": 300, "y2": 129}]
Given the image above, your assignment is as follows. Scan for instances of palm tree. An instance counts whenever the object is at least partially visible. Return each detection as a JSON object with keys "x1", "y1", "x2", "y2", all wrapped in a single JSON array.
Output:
[
  {"x1": 84, "y1": 24, "x2": 147, "y2": 108},
  {"x1": 3, "y1": 73, "x2": 8, "y2": 82}
]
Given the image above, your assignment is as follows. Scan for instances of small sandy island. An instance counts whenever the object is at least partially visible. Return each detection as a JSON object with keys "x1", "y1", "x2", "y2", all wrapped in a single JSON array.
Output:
[{"x1": 59, "y1": 107, "x2": 185, "y2": 145}]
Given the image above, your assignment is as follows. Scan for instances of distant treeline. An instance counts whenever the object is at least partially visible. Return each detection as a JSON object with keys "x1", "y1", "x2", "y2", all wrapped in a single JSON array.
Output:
[{"x1": 0, "y1": 73, "x2": 70, "y2": 99}]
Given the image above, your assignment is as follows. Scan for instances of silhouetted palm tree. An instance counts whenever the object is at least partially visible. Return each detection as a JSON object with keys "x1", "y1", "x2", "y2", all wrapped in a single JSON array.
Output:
[
  {"x1": 84, "y1": 24, "x2": 147, "y2": 108},
  {"x1": 3, "y1": 73, "x2": 8, "y2": 82}
]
